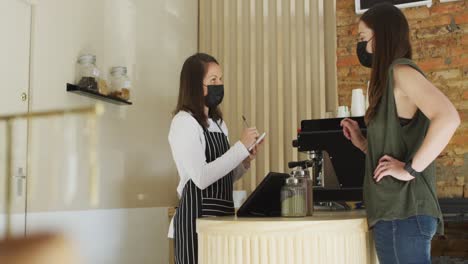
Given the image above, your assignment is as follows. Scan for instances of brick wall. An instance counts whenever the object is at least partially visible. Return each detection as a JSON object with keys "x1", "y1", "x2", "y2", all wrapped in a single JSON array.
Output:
[{"x1": 336, "y1": 0, "x2": 468, "y2": 198}]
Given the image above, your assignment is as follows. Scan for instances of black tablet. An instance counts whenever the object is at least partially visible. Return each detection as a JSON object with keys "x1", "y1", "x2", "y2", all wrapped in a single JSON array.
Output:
[{"x1": 236, "y1": 172, "x2": 289, "y2": 217}]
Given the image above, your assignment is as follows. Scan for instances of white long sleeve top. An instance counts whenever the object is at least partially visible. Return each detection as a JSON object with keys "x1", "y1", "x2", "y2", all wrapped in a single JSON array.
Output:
[{"x1": 167, "y1": 111, "x2": 250, "y2": 238}]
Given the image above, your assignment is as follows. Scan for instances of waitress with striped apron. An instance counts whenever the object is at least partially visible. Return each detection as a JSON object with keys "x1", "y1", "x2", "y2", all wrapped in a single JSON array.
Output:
[{"x1": 168, "y1": 53, "x2": 261, "y2": 264}]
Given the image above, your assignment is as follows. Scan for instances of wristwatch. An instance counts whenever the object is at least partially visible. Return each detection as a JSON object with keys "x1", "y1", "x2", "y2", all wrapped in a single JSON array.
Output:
[{"x1": 404, "y1": 160, "x2": 419, "y2": 177}]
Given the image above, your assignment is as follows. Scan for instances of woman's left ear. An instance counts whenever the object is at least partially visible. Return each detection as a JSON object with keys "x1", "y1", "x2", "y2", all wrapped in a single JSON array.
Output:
[{"x1": 367, "y1": 37, "x2": 374, "y2": 54}]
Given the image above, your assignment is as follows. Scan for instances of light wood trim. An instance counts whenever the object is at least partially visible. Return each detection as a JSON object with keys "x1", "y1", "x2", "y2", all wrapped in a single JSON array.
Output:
[
  {"x1": 305, "y1": 0, "x2": 312, "y2": 119},
  {"x1": 262, "y1": 0, "x2": 271, "y2": 184},
  {"x1": 276, "y1": 0, "x2": 285, "y2": 173},
  {"x1": 324, "y1": 0, "x2": 338, "y2": 112}
]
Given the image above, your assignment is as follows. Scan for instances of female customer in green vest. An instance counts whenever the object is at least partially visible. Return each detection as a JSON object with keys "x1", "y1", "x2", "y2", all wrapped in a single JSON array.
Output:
[{"x1": 340, "y1": 3, "x2": 460, "y2": 264}]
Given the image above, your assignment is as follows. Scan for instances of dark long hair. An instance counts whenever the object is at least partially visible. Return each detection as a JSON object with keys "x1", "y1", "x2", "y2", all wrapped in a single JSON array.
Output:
[
  {"x1": 360, "y1": 3, "x2": 412, "y2": 124},
  {"x1": 174, "y1": 53, "x2": 223, "y2": 128}
]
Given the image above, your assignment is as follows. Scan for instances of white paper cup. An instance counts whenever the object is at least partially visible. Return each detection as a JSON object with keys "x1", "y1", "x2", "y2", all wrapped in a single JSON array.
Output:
[
  {"x1": 233, "y1": 190, "x2": 247, "y2": 209},
  {"x1": 336, "y1": 106, "x2": 350, "y2": 118},
  {"x1": 351, "y1": 89, "x2": 365, "y2": 117}
]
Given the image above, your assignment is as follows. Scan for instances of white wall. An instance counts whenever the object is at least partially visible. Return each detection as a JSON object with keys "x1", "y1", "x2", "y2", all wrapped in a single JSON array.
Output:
[
  {"x1": 1, "y1": 0, "x2": 197, "y2": 263},
  {"x1": 28, "y1": 0, "x2": 197, "y2": 210}
]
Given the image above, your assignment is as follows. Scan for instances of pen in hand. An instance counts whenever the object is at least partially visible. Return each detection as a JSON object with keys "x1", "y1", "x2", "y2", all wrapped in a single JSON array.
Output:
[
  {"x1": 242, "y1": 115, "x2": 249, "y2": 128},
  {"x1": 242, "y1": 115, "x2": 259, "y2": 138}
]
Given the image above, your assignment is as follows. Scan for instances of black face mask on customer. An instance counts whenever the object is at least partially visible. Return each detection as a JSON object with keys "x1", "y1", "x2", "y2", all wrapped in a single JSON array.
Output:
[
  {"x1": 205, "y1": 84, "x2": 224, "y2": 108},
  {"x1": 356, "y1": 41, "x2": 373, "y2": 68}
]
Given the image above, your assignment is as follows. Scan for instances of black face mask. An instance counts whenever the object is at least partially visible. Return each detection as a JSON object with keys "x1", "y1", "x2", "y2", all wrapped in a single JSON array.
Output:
[
  {"x1": 205, "y1": 84, "x2": 224, "y2": 108},
  {"x1": 356, "y1": 41, "x2": 373, "y2": 68}
]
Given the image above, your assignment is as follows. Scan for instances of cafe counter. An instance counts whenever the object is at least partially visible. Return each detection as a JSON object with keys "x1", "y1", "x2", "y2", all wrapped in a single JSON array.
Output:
[{"x1": 197, "y1": 210, "x2": 379, "y2": 264}]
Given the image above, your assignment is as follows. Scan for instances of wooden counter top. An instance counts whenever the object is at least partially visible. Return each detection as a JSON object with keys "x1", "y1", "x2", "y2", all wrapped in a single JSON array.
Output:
[{"x1": 199, "y1": 210, "x2": 367, "y2": 223}]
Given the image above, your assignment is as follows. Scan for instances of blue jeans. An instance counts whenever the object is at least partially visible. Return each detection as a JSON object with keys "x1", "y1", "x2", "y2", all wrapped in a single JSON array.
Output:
[{"x1": 373, "y1": 215, "x2": 437, "y2": 264}]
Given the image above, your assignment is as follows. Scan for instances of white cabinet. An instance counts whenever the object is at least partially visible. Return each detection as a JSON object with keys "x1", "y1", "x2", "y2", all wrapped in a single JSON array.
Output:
[{"x1": 0, "y1": 0, "x2": 32, "y2": 238}]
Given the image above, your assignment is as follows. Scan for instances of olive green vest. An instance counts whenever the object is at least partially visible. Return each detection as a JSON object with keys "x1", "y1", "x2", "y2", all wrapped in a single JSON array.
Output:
[{"x1": 365, "y1": 58, "x2": 443, "y2": 234}]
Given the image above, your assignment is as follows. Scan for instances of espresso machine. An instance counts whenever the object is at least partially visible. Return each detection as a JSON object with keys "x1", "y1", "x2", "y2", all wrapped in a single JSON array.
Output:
[
  {"x1": 290, "y1": 117, "x2": 367, "y2": 209},
  {"x1": 236, "y1": 117, "x2": 367, "y2": 217}
]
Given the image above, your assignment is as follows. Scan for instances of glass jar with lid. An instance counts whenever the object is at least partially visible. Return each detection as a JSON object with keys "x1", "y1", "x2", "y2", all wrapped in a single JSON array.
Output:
[
  {"x1": 291, "y1": 168, "x2": 314, "y2": 216},
  {"x1": 76, "y1": 54, "x2": 100, "y2": 91},
  {"x1": 109, "y1": 66, "x2": 131, "y2": 100},
  {"x1": 281, "y1": 176, "x2": 307, "y2": 217}
]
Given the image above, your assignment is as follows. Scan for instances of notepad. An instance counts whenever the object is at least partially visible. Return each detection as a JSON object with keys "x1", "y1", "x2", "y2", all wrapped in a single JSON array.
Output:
[{"x1": 248, "y1": 132, "x2": 266, "y2": 151}]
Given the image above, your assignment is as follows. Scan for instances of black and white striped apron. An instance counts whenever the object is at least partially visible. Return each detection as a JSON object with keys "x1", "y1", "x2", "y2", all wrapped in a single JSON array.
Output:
[{"x1": 173, "y1": 123, "x2": 235, "y2": 264}]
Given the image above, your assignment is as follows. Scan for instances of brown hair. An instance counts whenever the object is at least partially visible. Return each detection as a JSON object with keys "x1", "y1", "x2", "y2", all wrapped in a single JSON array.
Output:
[
  {"x1": 360, "y1": 3, "x2": 412, "y2": 124},
  {"x1": 174, "y1": 53, "x2": 223, "y2": 128}
]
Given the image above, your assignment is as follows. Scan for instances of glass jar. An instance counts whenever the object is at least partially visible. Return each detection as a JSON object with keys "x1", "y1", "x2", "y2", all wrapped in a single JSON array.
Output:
[
  {"x1": 281, "y1": 176, "x2": 307, "y2": 217},
  {"x1": 109, "y1": 66, "x2": 131, "y2": 100},
  {"x1": 76, "y1": 54, "x2": 100, "y2": 91},
  {"x1": 291, "y1": 168, "x2": 314, "y2": 216}
]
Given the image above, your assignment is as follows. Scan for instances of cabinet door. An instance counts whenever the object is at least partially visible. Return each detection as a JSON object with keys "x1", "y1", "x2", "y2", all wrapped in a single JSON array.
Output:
[{"x1": 0, "y1": 0, "x2": 32, "y2": 238}]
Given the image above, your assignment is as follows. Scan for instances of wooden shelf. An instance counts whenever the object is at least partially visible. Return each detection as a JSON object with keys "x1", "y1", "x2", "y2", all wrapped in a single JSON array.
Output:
[{"x1": 66, "y1": 83, "x2": 132, "y2": 105}]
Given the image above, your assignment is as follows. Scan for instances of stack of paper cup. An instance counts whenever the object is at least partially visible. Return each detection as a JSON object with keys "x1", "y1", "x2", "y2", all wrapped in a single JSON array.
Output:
[
  {"x1": 336, "y1": 106, "x2": 350, "y2": 118},
  {"x1": 351, "y1": 89, "x2": 366, "y2": 117}
]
